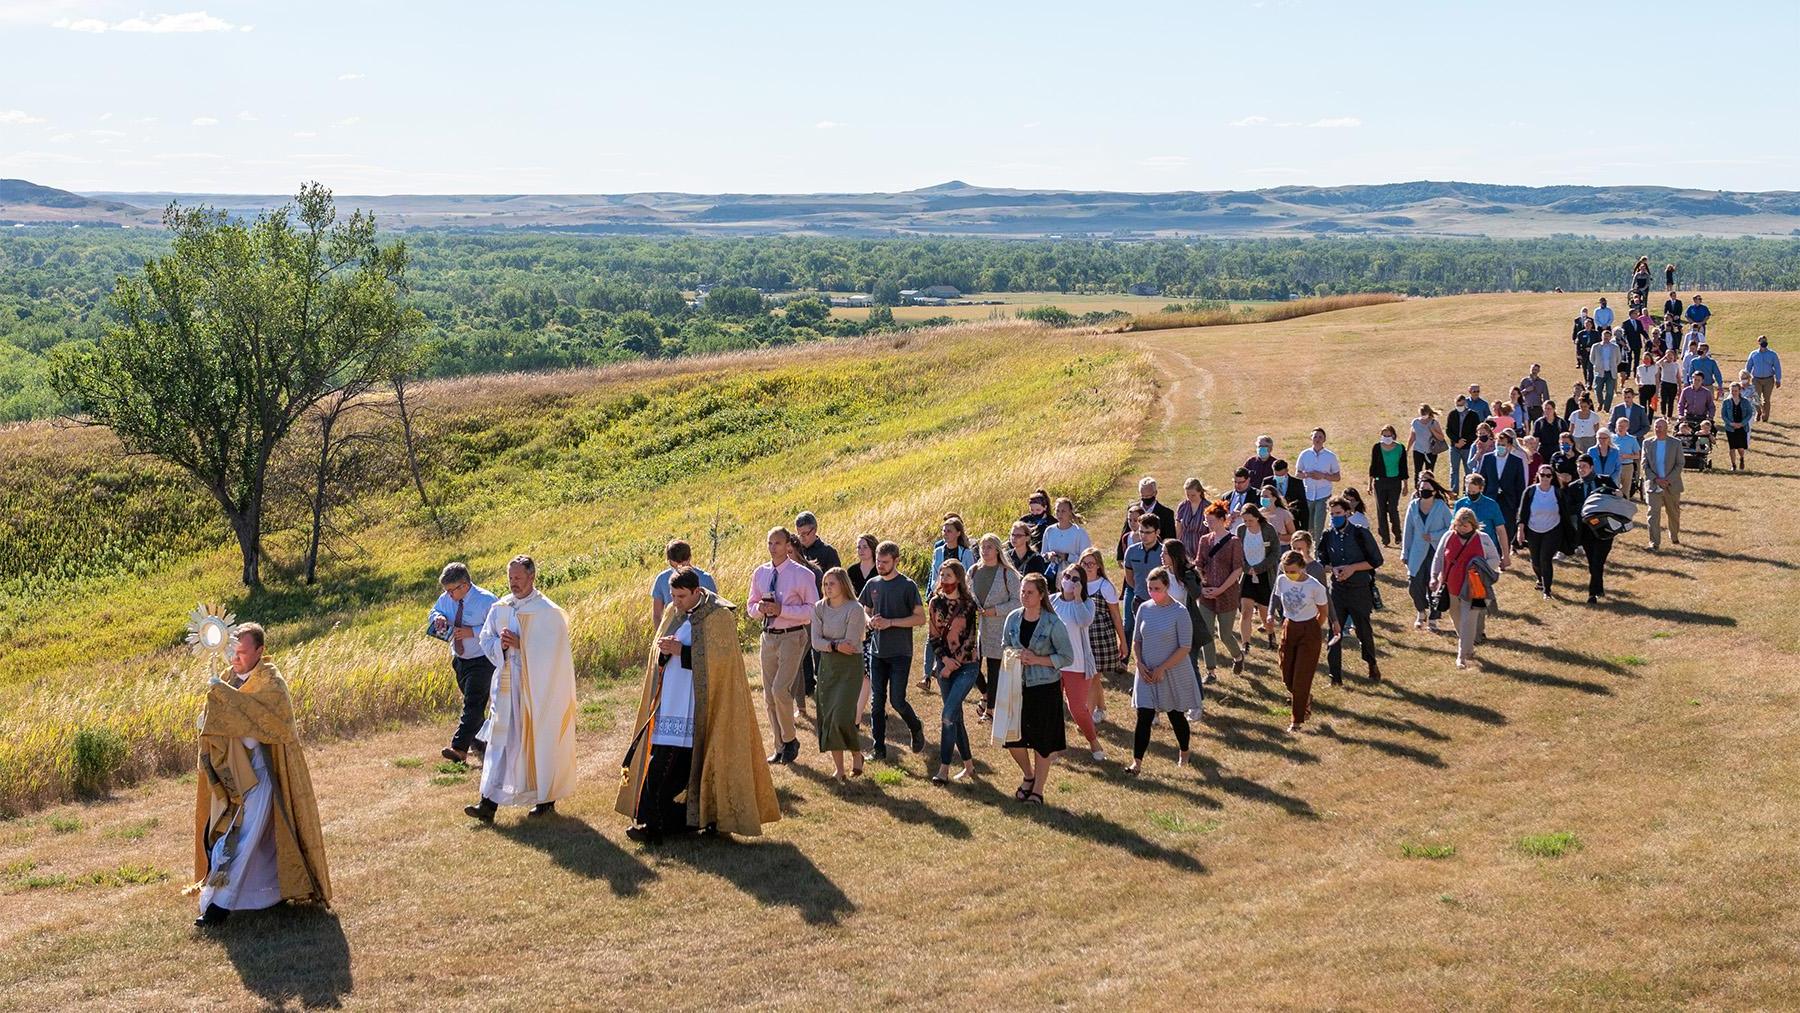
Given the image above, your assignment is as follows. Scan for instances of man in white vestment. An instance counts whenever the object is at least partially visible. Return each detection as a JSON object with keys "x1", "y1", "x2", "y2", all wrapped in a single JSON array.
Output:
[{"x1": 465, "y1": 555, "x2": 578, "y2": 821}]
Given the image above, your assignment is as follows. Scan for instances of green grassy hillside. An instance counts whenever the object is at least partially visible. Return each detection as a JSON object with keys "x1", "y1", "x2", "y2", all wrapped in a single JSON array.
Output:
[{"x1": 0, "y1": 326, "x2": 1153, "y2": 813}]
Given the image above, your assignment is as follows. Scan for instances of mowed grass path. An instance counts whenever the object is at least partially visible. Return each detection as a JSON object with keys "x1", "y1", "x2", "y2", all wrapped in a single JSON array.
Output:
[{"x1": 4, "y1": 293, "x2": 1799, "y2": 1009}]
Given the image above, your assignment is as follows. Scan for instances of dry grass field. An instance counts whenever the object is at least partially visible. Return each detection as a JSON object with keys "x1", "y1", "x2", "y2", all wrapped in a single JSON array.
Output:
[{"x1": 3, "y1": 292, "x2": 1798, "y2": 1009}]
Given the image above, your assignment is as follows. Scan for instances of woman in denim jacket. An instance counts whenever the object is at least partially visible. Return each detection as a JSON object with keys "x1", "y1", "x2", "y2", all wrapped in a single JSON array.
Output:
[{"x1": 1002, "y1": 572, "x2": 1073, "y2": 806}]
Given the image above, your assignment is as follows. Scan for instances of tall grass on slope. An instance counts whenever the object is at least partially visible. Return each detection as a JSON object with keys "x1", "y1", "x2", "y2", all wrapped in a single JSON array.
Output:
[
  {"x1": 0, "y1": 325, "x2": 1156, "y2": 814},
  {"x1": 1124, "y1": 292, "x2": 1404, "y2": 332}
]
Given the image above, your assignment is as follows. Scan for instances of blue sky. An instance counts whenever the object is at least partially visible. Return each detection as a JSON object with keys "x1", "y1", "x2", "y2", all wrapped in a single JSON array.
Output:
[{"x1": 1, "y1": 0, "x2": 1796, "y2": 195}]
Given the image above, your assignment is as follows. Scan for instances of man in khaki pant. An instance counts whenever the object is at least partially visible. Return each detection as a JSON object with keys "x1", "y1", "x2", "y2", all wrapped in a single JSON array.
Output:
[
  {"x1": 751, "y1": 527, "x2": 818, "y2": 765},
  {"x1": 1641, "y1": 418, "x2": 1685, "y2": 551},
  {"x1": 1747, "y1": 335, "x2": 1781, "y2": 423}
]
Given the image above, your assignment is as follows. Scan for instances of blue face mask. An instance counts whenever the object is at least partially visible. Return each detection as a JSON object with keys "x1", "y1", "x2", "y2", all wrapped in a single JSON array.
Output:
[
  {"x1": 1256, "y1": 447, "x2": 1270, "y2": 459},
  {"x1": 1330, "y1": 515, "x2": 1348, "y2": 530},
  {"x1": 1260, "y1": 496, "x2": 1273, "y2": 508}
]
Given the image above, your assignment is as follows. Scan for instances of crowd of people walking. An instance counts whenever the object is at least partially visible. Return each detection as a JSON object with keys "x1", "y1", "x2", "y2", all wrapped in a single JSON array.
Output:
[{"x1": 424, "y1": 267, "x2": 1778, "y2": 839}]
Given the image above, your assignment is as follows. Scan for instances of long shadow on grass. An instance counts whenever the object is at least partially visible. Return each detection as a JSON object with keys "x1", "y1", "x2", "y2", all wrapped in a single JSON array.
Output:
[
  {"x1": 1374, "y1": 681, "x2": 1508, "y2": 727},
  {"x1": 495, "y1": 814, "x2": 657, "y2": 898},
  {"x1": 1483, "y1": 637, "x2": 1632, "y2": 676},
  {"x1": 1476, "y1": 657, "x2": 1614, "y2": 696},
  {"x1": 1599, "y1": 598, "x2": 1740, "y2": 627},
  {"x1": 215, "y1": 904, "x2": 352, "y2": 1009},
  {"x1": 1188, "y1": 756, "x2": 1320, "y2": 821},
  {"x1": 1311, "y1": 725, "x2": 1447, "y2": 768},
  {"x1": 1678, "y1": 545, "x2": 1800, "y2": 570},
  {"x1": 788, "y1": 763, "x2": 972, "y2": 840},
  {"x1": 658, "y1": 838, "x2": 856, "y2": 926},
  {"x1": 969, "y1": 792, "x2": 1210, "y2": 875}
]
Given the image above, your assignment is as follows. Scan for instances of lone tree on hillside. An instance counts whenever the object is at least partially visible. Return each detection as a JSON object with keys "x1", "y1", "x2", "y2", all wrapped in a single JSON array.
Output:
[{"x1": 50, "y1": 182, "x2": 422, "y2": 589}]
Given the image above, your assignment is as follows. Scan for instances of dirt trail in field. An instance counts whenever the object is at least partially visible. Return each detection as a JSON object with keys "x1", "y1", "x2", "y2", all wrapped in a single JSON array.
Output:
[{"x1": 7, "y1": 302, "x2": 1800, "y2": 1009}]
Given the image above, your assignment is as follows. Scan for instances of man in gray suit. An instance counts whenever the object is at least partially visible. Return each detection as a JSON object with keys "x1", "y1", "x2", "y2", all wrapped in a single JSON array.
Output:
[{"x1": 1640, "y1": 417, "x2": 1685, "y2": 551}]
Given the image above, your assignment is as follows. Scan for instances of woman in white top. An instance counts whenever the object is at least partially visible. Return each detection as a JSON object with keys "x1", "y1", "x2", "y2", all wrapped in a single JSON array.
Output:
[
  {"x1": 1050, "y1": 569, "x2": 1104, "y2": 760},
  {"x1": 1077, "y1": 547, "x2": 1126, "y2": 726},
  {"x1": 1658, "y1": 349, "x2": 1682, "y2": 417},
  {"x1": 1568, "y1": 400, "x2": 1602, "y2": 453},
  {"x1": 1635, "y1": 353, "x2": 1660, "y2": 410},
  {"x1": 1273, "y1": 550, "x2": 1335, "y2": 734},
  {"x1": 1041, "y1": 497, "x2": 1092, "y2": 581}
]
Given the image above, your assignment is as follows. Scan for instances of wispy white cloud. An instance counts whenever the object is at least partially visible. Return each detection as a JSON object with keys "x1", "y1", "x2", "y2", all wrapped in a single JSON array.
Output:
[
  {"x1": 1231, "y1": 114, "x2": 1360, "y2": 129},
  {"x1": 815, "y1": 120, "x2": 844, "y2": 130},
  {"x1": 0, "y1": 109, "x2": 47, "y2": 125},
  {"x1": 337, "y1": 72, "x2": 364, "y2": 81},
  {"x1": 335, "y1": 116, "x2": 362, "y2": 127},
  {"x1": 292, "y1": 130, "x2": 318, "y2": 139},
  {"x1": 191, "y1": 116, "x2": 218, "y2": 127},
  {"x1": 1140, "y1": 155, "x2": 1190, "y2": 167},
  {"x1": 55, "y1": 11, "x2": 250, "y2": 33},
  {"x1": 236, "y1": 110, "x2": 257, "y2": 121},
  {"x1": 1021, "y1": 121, "x2": 1041, "y2": 130}
]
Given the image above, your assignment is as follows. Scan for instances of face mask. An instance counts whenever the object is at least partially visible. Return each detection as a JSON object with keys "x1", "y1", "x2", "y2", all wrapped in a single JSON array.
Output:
[
  {"x1": 1419, "y1": 489, "x2": 1433, "y2": 499},
  {"x1": 1260, "y1": 496, "x2": 1273, "y2": 508},
  {"x1": 1061, "y1": 581, "x2": 1081, "y2": 597},
  {"x1": 1140, "y1": 496, "x2": 1155, "y2": 508},
  {"x1": 1380, "y1": 435, "x2": 1395, "y2": 445},
  {"x1": 1283, "y1": 570, "x2": 1302, "y2": 581},
  {"x1": 1257, "y1": 447, "x2": 1270, "y2": 459},
  {"x1": 1330, "y1": 515, "x2": 1348, "y2": 530}
]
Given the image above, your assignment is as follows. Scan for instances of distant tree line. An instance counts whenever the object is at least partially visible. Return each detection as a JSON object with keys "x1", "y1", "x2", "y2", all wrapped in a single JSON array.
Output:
[{"x1": 5, "y1": 228, "x2": 1800, "y2": 421}]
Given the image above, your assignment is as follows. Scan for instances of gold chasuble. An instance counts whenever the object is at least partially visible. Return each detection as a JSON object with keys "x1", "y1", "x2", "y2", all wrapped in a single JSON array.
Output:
[
  {"x1": 191, "y1": 663, "x2": 332, "y2": 906},
  {"x1": 616, "y1": 591, "x2": 781, "y2": 835}
]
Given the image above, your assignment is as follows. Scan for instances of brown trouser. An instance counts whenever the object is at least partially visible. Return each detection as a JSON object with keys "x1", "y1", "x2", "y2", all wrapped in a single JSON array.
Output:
[
  {"x1": 759, "y1": 627, "x2": 808, "y2": 746},
  {"x1": 1754, "y1": 375, "x2": 1775, "y2": 422},
  {"x1": 1280, "y1": 616, "x2": 1324, "y2": 724}
]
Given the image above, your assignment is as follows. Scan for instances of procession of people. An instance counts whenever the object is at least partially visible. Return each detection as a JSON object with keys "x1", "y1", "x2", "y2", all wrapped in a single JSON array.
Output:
[{"x1": 193, "y1": 265, "x2": 1776, "y2": 924}]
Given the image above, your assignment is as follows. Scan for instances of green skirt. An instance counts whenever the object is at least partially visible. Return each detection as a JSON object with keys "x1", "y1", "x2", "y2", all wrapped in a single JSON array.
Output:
[{"x1": 815, "y1": 650, "x2": 864, "y2": 752}]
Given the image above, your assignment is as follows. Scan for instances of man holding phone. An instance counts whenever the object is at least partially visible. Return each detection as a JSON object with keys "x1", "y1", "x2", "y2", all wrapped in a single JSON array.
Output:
[{"x1": 429, "y1": 561, "x2": 497, "y2": 764}]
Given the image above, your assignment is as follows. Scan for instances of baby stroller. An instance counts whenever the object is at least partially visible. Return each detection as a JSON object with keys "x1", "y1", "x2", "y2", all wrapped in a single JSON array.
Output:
[
  {"x1": 1676, "y1": 418, "x2": 1714, "y2": 471},
  {"x1": 1581, "y1": 490, "x2": 1639, "y2": 539}
]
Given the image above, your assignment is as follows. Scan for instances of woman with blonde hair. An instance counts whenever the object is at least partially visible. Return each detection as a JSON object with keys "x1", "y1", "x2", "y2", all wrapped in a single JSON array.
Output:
[
  {"x1": 1041, "y1": 496, "x2": 1091, "y2": 581},
  {"x1": 811, "y1": 567, "x2": 868, "y2": 780},
  {"x1": 971, "y1": 532, "x2": 1021, "y2": 722},
  {"x1": 1430, "y1": 507, "x2": 1502, "y2": 669}
]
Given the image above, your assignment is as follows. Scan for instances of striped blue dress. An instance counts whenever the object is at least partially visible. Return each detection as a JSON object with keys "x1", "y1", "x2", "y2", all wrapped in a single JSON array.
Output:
[{"x1": 1131, "y1": 599, "x2": 1203, "y2": 712}]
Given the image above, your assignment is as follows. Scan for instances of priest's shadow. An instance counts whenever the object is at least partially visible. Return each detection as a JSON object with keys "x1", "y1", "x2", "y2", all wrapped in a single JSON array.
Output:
[
  {"x1": 657, "y1": 836, "x2": 856, "y2": 927},
  {"x1": 215, "y1": 904, "x2": 352, "y2": 1009},
  {"x1": 495, "y1": 815, "x2": 657, "y2": 898}
]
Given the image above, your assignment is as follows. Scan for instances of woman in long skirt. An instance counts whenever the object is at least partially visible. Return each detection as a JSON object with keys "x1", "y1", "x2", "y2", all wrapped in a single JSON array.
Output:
[{"x1": 811, "y1": 567, "x2": 868, "y2": 780}]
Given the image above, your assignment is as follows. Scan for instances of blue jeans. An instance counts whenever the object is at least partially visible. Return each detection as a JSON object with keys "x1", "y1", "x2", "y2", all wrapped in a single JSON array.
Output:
[
  {"x1": 1449, "y1": 447, "x2": 1468, "y2": 494},
  {"x1": 938, "y1": 662, "x2": 980, "y2": 765},
  {"x1": 1307, "y1": 498, "x2": 1330, "y2": 543},
  {"x1": 868, "y1": 654, "x2": 920, "y2": 751}
]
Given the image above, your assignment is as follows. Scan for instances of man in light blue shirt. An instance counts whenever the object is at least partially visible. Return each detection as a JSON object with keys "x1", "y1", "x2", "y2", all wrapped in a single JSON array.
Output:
[
  {"x1": 1464, "y1": 384, "x2": 1491, "y2": 422},
  {"x1": 1609, "y1": 418, "x2": 1641, "y2": 500},
  {"x1": 650, "y1": 539, "x2": 718, "y2": 630},
  {"x1": 1746, "y1": 335, "x2": 1781, "y2": 422},
  {"x1": 430, "y1": 561, "x2": 499, "y2": 762},
  {"x1": 1593, "y1": 298, "x2": 1614, "y2": 329},
  {"x1": 1589, "y1": 331, "x2": 1622, "y2": 410},
  {"x1": 1688, "y1": 343, "x2": 1724, "y2": 389}
]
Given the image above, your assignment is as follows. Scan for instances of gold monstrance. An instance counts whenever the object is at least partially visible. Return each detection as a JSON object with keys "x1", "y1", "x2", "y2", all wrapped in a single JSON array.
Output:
[{"x1": 185, "y1": 603, "x2": 238, "y2": 680}]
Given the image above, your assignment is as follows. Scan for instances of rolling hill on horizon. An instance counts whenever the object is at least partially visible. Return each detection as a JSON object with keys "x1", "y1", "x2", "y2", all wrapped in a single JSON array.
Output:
[{"x1": 9, "y1": 178, "x2": 1800, "y2": 238}]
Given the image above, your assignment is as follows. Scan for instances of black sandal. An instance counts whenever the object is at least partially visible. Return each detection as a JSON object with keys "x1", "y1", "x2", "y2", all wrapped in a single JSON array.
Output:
[
  {"x1": 1013, "y1": 777, "x2": 1035, "y2": 801},
  {"x1": 1025, "y1": 792, "x2": 1045, "y2": 805}
]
